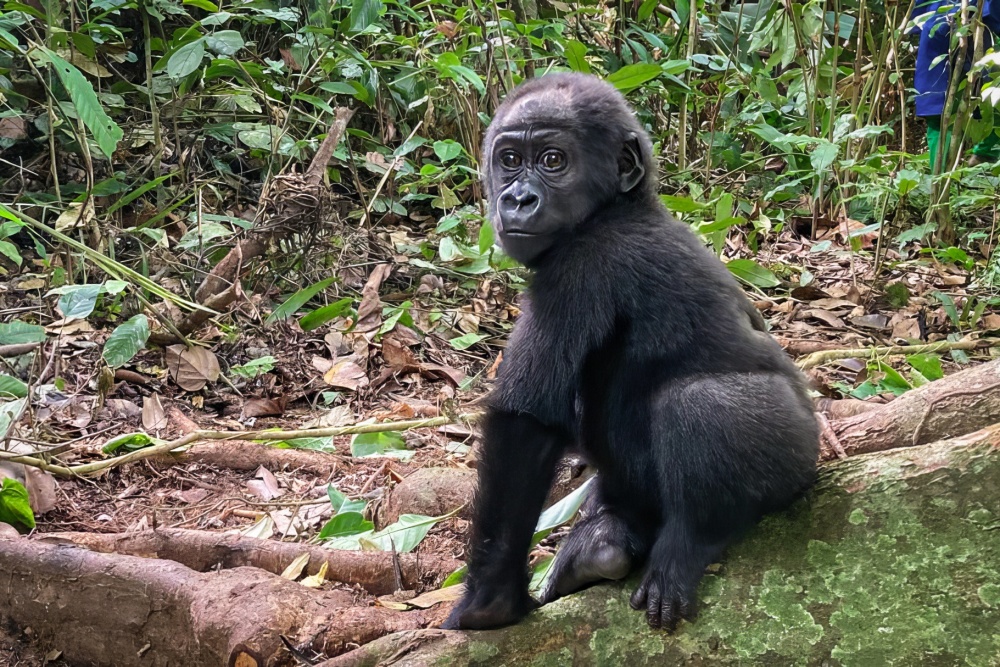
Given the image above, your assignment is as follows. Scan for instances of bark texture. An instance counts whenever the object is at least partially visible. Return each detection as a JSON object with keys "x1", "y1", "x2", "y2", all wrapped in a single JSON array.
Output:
[
  {"x1": 41, "y1": 527, "x2": 459, "y2": 595},
  {"x1": 331, "y1": 425, "x2": 1000, "y2": 666}
]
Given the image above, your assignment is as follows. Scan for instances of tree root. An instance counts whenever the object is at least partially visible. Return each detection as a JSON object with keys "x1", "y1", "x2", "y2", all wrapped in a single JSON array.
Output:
[
  {"x1": 41, "y1": 527, "x2": 459, "y2": 595},
  {"x1": 0, "y1": 537, "x2": 434, "y2": 666}
]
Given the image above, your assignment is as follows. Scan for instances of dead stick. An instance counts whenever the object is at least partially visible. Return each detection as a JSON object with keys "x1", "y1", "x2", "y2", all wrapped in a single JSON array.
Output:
[
  {"x1": 796, "y1": 338, "x2": 1000, "y2": 369},
  {"x1": 8, "y1": 413, "x2": 483, "y2": 478}
]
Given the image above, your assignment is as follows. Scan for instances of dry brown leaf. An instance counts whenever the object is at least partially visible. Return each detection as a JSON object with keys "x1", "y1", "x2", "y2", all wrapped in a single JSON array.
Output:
[
  {"x1": 356, "y1": 264, "x2": 392, "y2": 332},
  {"x1": 247, "y1": 466, "x2": 282, "y2": 501},
  {"x1": 142, "y1": 394, "x2": 167, "y2": 431},
  {"x1": 165, "y1": 345, "x2": 221, "y2": 391},
  {"x1": 850, "y1": 314, "x2": 890, "y2": 330},
  {"x1": 323, "y1": 358, "x2": 369, "y2": 391},
  {"x1": 280, "y1": 553, "x2": 310, "y2": 580},
  {"x1": 382, "y1": 336, "x2": 418, "y2": 370},
  {"x1": 981, "y1": 313, "x2": 1000, "y2": 330},
  {"x1": 405, "y1": 583, "x2": 465, "y2": 609},
  {"x1": 801, "y1": 309, "x2": 846, "y2": 329},
  {"x1": 241, "y1": 397, "x2": 287, "y2": 418}
]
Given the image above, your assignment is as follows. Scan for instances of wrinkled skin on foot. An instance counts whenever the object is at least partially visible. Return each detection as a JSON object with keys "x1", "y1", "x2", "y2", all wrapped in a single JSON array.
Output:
[
  {"x1": 442, "y1": 586, "x2": 540, "y2": 630},
  {"x1": 629, "y1": 568, "x2": 698, "y2": 631}
]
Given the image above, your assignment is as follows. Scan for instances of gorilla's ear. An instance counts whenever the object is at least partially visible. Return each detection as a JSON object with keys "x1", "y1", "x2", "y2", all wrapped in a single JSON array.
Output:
[{"x1": 619, "y1": 134, "x2": 645, "y2": 193}]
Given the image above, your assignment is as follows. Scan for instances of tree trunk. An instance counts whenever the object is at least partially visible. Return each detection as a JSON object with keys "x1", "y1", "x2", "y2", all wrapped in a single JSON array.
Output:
[{"x1": 329, "y1": 424, "x2": 1000, "y2": 666}]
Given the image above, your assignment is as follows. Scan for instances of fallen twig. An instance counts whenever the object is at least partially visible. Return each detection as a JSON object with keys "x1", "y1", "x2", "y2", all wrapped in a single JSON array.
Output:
[
  {"x1": 796, "y1": 338, "x2": 1000, "y2": 369},
  {"x1": 8, "y1": 413, "x2": 482, "y2": 478}
]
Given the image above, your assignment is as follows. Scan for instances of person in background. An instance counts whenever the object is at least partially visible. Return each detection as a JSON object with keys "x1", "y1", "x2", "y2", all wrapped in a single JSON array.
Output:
[{"x1": 912, "y1": 0, "x2": 1000, "y2": 168}]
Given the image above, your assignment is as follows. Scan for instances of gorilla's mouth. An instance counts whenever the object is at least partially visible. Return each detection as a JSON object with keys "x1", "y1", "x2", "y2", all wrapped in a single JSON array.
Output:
[{"x1": 504, "y1": 231, "x2": 539, "y2": 237}]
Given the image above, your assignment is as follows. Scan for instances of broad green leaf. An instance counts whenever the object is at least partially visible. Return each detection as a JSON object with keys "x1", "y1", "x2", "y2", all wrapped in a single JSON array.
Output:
[
  {"x1": 0, "y1": 320, "x2": 46, "y2": 345},
  {"x1": 433, "y1": 140, "x2": 463, "y2": 162},
  {"x1": 327, "y1": 485, "x2": 367, "y2": 514},
  {"x1": 907, "y1": 354, "x2": 944, "y2": 381},
  {"x1": 0, "y1": 240, "x2": 22, "y2": 266},
  {"x1": 53, "y1": 284, "x2": 103, "y2": 319},
  {"x1": 810, "y1": 141, "x2": 839, "y2": 171},
  {"x1": 102, "y1": 315, "x2": 149, "y2": 368},
  {"x1": 32, "y1": 47, "x2": 123, "y2": 159},
  {"x1": 325, "y1": 513, "x2": 442, "y2": 552},
  {"x1": 299, "y1": 298, "x2": 354, "y2": 331},
  {"x1": 318, "y1": 82, "x2": 358, "y2": 96},
  {"x1": 660, "y1": 194, "x2": 706, "y2": 213},
  {"x1": 0, "y1": 375, "x2": 28, "y2": 399},
  {"x1": 167, "y1": 39, "x2": 206, "y2": 80},
  {"x1": 529, "y1": 555, "x2": 555, "y2": 594},
  {"x1": 266, "y1": 277, "x2": 336, "y2": 323},
  {"x1": 230, "y1": 356, "x2": 276, "y2": 379},
  {"x1": 449, "y1": 333, "x2": 487, "y2": 351},
  {"x1": 0, "y1": 478, "x2": 34, "y2": 531},
  {"x1": 351, "y1": 431, "x2": 411, "y2": 458},
  {"x1": 348, "y1": 0, "x2": 382, "y2": 32},
  {"x1": 606, "y1": 63, "x2": 662, "y2": 93},
  {"x1": 726, "y1": 259, "x2": 780, "y2": 288},
  {"x1": 564, "y1": 40, "x2": 591, "y2": 73},
  {"x1": 536, "y1": 477, "x2": 594, "y2": 533},
  {"x1": 102, "y1": 431, "x2": 163, "y2": 454},
  {"x1": 318, "y1": 511, "x2": 373, "y2": 539},
  {"x1": 205, "y1": 30, "x2": 244, "y2": 56}
]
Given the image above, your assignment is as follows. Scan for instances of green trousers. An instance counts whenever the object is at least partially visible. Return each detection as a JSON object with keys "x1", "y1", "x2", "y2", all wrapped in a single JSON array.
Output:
[{"x1": 926, "y1": 115, "x2": 1000, "y2": 168}]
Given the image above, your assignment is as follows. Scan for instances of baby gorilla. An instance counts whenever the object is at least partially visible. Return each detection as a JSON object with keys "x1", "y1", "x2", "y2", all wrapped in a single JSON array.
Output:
[{"x1": 444, "y1": 73, "x2": 819, "y2": 632}]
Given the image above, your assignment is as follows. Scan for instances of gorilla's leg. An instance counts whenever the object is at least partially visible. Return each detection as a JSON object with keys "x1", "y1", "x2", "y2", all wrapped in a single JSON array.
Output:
[
  {"x1": 540, "y1": 489, "x2": 647, "y2": 603},
  {"x1": 630, "y1": 372, "x2": 818, "y2": 630}
]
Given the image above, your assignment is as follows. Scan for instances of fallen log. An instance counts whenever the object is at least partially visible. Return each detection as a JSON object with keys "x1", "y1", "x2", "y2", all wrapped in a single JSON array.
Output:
[
  {"x1": 0, "y1": 538, "x2": 434, "y2": 666},
  {"x1": 41, "y1": 527, "x2": 459, "y2": 595},
  {"x1": 827, "y1": 356, "x2": 1000, "y2": 458},
  {"x1": 330, "y1": 423, "x2": 1000, "y2": 666}
]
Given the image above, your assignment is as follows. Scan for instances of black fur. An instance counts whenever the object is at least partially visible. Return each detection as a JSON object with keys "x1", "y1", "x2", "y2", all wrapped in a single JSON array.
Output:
[{"x1": 443, "y1": 73, "x2": 819, "y2": 632}]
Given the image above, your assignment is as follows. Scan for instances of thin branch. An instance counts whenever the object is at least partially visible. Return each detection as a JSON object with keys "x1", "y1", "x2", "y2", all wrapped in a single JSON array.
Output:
[
  {"x1": 8, "y1": 413, "x2": 483, "y2": 478},
  {"x1": 796, "y1": 338, "x2": 1000, "y2": 369}
]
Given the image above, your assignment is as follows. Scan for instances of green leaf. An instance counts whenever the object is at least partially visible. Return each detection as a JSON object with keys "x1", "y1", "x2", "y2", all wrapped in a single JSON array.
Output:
[
  {"x1": 906, "y1": 354, "x2": 944, "y2": 381},
  {"x1": 348, "y1": 0, "x2": 383, "y2": 32},
  {"x1": 0, "y1": 398, "x2": 26, "y2": 440},
  {"x1": 299, "y1": 298, "x2": 354, "y2": 331},
  {"x1": 536, "y1": 477, "x2": 594, "y2": 534},
  {"x1": 0, "y1": 478, "x2": 35, "y2": 532},
  {"x1": 102, "y1": 315, "x2": 149, "y2": 368},
  {"x1": 660, "y1": 194, "x2": 706, "y2": 213},
  {"x1": 328, "y1": 513, "x2": 442, "y2": 552},
  {"x1": 327, "y1": 485, "x2": 367, "y2": 514},
  {"x1": 441, "y1": 565, "x2": 467, "y2": 587},
  {"x1": 32, "y1": 47, "x2": 123, "y2": 160},
  {"x1": 810, "y1": 141, "x2": 839, "y2": 171},
  {"x1": 449, "y1": 333, "x2": 487, "y2": 351},
  {"x1": 266, "y1": 277, "x2": 337, "y2": 323},
  {"x1": 564, "y1": 40, "x2": 591, "y2": 73},
  {"x1": 205, "y1": 30, "x2": 244, "y2": 56},
  {"x1": 350, "y1": 431, "x2": 411, "y2": 458},
  {"x1": 606, "y1": 63, "x2": 662, "y2": 93},
  {"x1": 529, "y1": 555, "x2": 555, "y2": 594},
  {"x1": 53, "y1": 284, "x2": 103, "y2": 319},
  {"x1": 433, "y1": 140, "x2": 463, "y2": 162},
  {"x1": 318, "y1": 511, "x2": 373, "y2": 539},
  {"x1": 102, "y1": 432, "x2": 163, "y2": 454},
  {"x1": 478, "y1": 223, "x2": 495, "y2": 255},
  {"x1": 0, "y1": 320, "x2": 46, "y2": 345},
  {"x1": 230, "y1": 356, "x2": 276, "y2": 379},
  {"x1": 0, "y1": 375, "x2": 28, "y2": 399},
  {"x1": 271, "y1": 436, "x2": 336, "y2": 452},
  {"x1": 726, "y1": 259, "x2": 780, "y2": 288},
  {"x1": 0, "y1": 240, "x2": 22, "y2": 266},
  {"x1": 167, "y1": 39, "x2": 206, "y2": 80}
]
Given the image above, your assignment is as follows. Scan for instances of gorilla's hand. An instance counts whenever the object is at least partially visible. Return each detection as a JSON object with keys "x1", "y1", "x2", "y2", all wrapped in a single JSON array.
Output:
[
  {"x1": 629, "y1": 567, "x2": 698, "y2": 632},
  {"x1": 442, "y1": 586, "x2": 540, "y2": 630}
]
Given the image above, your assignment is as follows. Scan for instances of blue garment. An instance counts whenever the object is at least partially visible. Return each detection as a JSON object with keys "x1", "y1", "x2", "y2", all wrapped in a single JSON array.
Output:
[{"x1": 912, "y1": 0, "x2": 1000, "y2": 116}]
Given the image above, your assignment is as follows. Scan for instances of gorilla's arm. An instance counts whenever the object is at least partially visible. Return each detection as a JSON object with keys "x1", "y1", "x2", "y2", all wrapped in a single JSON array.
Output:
[{"x1": 444, "y1": 295, "x2": 615, "y2": 629}]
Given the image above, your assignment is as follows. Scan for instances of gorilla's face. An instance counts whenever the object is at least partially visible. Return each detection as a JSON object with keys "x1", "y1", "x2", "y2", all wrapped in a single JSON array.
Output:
[{"x1": 486, "y1": 124, "x2": 606, "y2": 266}]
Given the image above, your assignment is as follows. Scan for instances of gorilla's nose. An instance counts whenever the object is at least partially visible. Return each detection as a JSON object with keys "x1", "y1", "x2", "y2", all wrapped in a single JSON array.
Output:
[{"x1": 500, "y1": 184, "x2": 540, "y2": 216}]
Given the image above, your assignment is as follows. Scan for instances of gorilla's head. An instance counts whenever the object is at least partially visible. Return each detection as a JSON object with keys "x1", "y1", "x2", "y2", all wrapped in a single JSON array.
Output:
[{"x1": 482, "y1": 73, "x2": 656, "y2": 266}]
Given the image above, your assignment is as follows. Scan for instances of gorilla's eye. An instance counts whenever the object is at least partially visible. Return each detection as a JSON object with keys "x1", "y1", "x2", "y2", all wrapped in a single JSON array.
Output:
[
  {"x1": 499, "y1": 151, "x2": 522, "y2": 169},
  {"x1": 540, "y1": 150, "x2": 566, "y2": 171}
]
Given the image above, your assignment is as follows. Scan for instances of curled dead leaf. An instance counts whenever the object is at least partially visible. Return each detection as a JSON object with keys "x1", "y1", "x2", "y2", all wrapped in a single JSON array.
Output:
[{"x1": 165, "y1": 345, "x2": 221, "y2": 391}]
